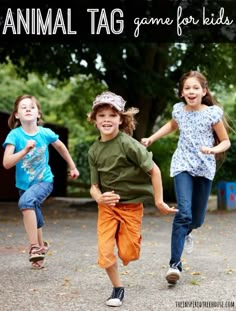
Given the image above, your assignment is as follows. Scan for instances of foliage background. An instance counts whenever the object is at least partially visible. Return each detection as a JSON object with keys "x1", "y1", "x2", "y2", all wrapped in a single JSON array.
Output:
[{"x1": 0, "y1": 43, "x2": 235, "y2": 200}]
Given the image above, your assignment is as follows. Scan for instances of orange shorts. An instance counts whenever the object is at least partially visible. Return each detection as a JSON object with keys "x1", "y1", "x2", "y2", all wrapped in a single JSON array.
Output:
[{"x1": 97, "y1": 203, "x2": 143, "y2": 269}]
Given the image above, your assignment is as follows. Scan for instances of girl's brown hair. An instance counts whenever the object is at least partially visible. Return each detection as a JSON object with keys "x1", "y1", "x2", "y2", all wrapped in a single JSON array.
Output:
[
  {"x1": 8, "y1": 94, "x2": 44, "y2": 129},
  {"x1": 87, "y1": 104, "x2": 139, "y2": 136}
]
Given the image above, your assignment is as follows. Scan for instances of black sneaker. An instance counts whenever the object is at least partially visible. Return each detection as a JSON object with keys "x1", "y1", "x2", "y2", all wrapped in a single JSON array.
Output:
[{"x1": 106, "y1": 287, "x2": 125, "y2": 307}]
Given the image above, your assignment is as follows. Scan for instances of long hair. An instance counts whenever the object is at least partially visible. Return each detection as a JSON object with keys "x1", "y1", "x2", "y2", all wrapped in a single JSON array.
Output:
[
  {"x1": 87, "y1": 104, "x2": 139, "y2": 136},
  {"x1": 8, "y1": 94, "x2": 44, "y2": 129},
  {"x1": 178, "y1": 71, "x2": 231, "y2": 160}
]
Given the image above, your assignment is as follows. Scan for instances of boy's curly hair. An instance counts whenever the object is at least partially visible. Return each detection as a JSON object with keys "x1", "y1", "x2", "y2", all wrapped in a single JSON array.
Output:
[{"x1": 87, "y1": 104, "x2": 139, "y2": 136}]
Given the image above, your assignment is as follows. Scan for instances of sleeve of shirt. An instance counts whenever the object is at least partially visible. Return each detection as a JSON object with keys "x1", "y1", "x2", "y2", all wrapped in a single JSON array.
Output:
[
  {"x1": 122, "y1": 136, "x2": 154, "y2": 173},
  {"x1": 42, "y1": 127, "x2": 59, "y2": 144},
  {"x1": 88, "y1": 147, "x2": 99, "y2": 185},
  {"x1": 2, "y1": 130, "x2": 17, "y2": 148},
  {"x1": 210, "y1": 106, "x2": 224, "y2": 125},
  {"x1": 172, "y1": 102, "x2": 183, "y2": 121}
]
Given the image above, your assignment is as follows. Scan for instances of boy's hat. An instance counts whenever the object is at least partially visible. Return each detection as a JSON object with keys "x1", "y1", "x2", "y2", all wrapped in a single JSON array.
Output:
[{"x1": 92, "y1": 91, "x2": 126, "y2": 112}]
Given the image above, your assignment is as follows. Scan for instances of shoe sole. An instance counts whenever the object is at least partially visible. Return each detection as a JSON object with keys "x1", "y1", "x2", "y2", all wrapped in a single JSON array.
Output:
[
  {"x1": 106, "y1": 298, "x2": 122, "y2": 307},
  {"x1": 31, "y1": 259, "x2": 45, "y2": 269},
  {"x1": 166, "y1": 273, "x2": 180, "y2": 285},
  {"x1": 29, "y1": 254, "x2": 45, "y2": 262}
]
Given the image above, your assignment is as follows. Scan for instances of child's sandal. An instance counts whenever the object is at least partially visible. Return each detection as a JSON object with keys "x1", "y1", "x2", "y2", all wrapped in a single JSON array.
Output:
[
  {"x1": 29, "y1": 244, "x2": 45, "y2": 262},
  {"x1": 31, "y1": 259, "x2": 45, "y2": 270},
  {"x1": 41, "y1": 241, "x2": 50, "y2": 255}
]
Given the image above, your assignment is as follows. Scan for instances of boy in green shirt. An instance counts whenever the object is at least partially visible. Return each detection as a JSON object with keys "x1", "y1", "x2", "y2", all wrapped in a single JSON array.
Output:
[{"x1": 88, "y1": 91, "x2": 177, "y2": 307}]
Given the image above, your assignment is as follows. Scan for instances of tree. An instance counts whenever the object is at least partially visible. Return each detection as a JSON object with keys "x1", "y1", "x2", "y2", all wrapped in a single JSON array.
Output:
[
  {"x1": 1, "y1": 42, "x2": 235, "y2": 139},
  {"x1": 1, "y1": 0, "x2": 236, "y2": 138}
]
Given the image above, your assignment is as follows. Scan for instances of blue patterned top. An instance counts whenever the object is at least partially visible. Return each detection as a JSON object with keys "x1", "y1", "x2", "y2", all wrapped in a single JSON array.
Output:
[{"x1": 170, "y1": 102, "x2": 223, "y2": 180}]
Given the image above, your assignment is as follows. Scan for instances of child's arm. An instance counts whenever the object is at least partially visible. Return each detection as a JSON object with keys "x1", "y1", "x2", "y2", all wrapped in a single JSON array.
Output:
[
  {"x1": 51, "y1": 140, "x2": 79, "y2": 179},
  {"x1": 201, "y1": 120, "x2": 231, "y2": 154},
  {"x1": 141, "y1": 119, "x2": 178, "y2": 147},
  {"x1": 90, "y1": 184, "x2": 120, "y2": 207},
  {"x1": 149, "y1": 163, "x2": 178, "y2": 215},
  {"x1": 3, "y1": 140, "x2": 36, "y2": 169}
]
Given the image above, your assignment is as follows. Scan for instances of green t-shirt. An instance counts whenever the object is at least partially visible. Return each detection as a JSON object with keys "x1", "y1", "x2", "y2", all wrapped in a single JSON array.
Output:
[{"x1": 88, "y1": 131, "x2": 154, "y2": 203}]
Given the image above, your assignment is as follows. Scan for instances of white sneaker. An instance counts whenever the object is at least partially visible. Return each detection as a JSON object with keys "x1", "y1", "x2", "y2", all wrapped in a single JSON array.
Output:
[
  {"x1": 184, "y1": 234, "x2": 193, "y2": 254},
  {"x1": 106, "y1": 287, "x2": 124, "y2": 307},
  {"x1": 165, "y1": 267, "x2": 181, "y2": 284}
]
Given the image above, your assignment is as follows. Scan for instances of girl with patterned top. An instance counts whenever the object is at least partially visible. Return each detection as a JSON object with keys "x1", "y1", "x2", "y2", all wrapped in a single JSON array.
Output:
[
  {"x1": 2, "y1": 95, "x2": 79, "y2": 269},
  {"x1": 141, "y1": 71, "x2": 231, "y2": 285}
]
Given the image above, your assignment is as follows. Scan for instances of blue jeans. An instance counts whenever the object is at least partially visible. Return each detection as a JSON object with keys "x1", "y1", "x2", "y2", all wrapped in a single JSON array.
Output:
[
  {"x1": 18, "y1": 182, "x2": 53, "y2": 229},
  {"x1": 170, "y1": 172, "x2": 212, "y2": 271}
]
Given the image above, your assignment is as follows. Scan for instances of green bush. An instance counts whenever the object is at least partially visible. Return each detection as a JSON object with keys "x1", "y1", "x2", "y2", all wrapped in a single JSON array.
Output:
[
  {"x1": 73, "y1": 140, "x2": 95, "y2": 185},
  {"x1": 213, "y1": 135, "x2": 236, "y2": 192},
  {"x1": 149, "y1": 135, "x2": 178, "y2": 202}
]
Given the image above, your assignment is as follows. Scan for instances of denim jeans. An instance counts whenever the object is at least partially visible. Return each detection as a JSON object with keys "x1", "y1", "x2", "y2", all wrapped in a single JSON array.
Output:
[
  {"x1": 170, "y1": 172, "x2": 212, "y2": 271},
  {"x1": 18, "y1": 182, "x2": 53, "y2": 229}
]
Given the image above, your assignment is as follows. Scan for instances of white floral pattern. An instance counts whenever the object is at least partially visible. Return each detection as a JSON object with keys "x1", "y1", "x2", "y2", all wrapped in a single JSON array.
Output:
[{"x1": 170, "y1": 102, "x2": 223, "y2": 180}]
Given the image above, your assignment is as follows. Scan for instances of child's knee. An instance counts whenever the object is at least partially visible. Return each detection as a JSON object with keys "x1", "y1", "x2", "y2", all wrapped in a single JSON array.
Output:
[
  {"x1": 98, "y1": 254, "x2": 116, "y2": 268},
  {"x1": 18, "y1": 192, "x2": 35, "y2": 210},
  {"x1": 18, "y1": 195, "x2": 25, "y2": 210},
  {"x1": 18, "y1": 199, "x2": 33, "y2": 211}
]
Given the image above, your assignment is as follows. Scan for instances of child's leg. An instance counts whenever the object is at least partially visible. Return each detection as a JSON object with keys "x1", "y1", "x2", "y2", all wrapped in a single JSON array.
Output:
[
  {"x1": 37, "y1": 227, "x2": 44, "y2": 247},
  {"x1": 18, "y1": 182, "x2": 53, "y2": 263},
  {"x1": 21, "y1": 209, "x2": 45, "y2": 262},
  {"x1": 97, "y1": 204, "x2": 125, "y2": 307},
  {"x1": 97, "y1": 204, "x2": 119, "y2": 268},
  {"x1": 106, "y1": 263, "x2": 125, "y2": 307},
  {"x1": 170, "y1": 172, "x2": 194, "y2": 270},
  {"x1": 37, "y1": 228, "x2": 50, "y2": 252},
  {"x1": 115, "y1": 203, "x2": 143, "y2": 266},
  {"x1": 191, "y1": 177, "x2": 212, "y2": 230},
  {"x1": 106, "y1": 262, "x2": 123, "y2": 287},
  {"x1": 31, "y1": 228, "x2": 49, "y2": 269},
  {"x1": 22, "y1": 209, "x2": 38, "y2": 245},
  {"x1": 19, "y1": 182, "x2": 53, "y2": 244}
]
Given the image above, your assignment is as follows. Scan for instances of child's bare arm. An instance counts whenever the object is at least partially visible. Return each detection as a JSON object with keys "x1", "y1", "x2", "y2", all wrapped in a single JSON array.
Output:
[
  {"x1": 51, "y1": 140, "x2": 79, "y2": 179},
  {"x1": 149, "y1": 163, "x2": 178, "y2": 215},
  {"x1": 3, "y1": 140, "x2": 35, "y2": 169},
  {"x1": 201, "y1": 120, "x2": 231, "y2": 154},
  {"x1": 141, "y1": 119, "x2": 178, "y2": 147}
]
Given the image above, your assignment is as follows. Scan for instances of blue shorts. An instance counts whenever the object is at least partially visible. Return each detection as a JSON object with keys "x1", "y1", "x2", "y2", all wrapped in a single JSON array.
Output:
[{"x1": 18, "y1": 182, "x2": 53, "y2": 228}]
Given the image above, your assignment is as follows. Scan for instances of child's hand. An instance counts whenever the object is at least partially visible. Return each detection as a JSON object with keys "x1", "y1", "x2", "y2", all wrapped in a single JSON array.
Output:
[
  {"x1": 200, "y1": 146, "x2": 215, "y2": 154},
  {"x1": 68, "y1": 167, "x2": 80, "y2": 179},
  {"x1": 25, "y1": 140, "x2": 36, "y2": 153},
  {"x1": 156, "y1": 202, "x2": 178, "y2": 215},
  {"x1": 99, "y1": 191, "x2": 120, "y2": 207},
  {"x1": 141, "y1": 138, "x2": 152, "y2": 148}
]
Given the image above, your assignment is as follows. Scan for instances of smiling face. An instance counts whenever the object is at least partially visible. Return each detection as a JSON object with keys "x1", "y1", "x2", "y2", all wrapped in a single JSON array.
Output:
[
  {"x1": 181, "y1": 77, "x2": 207, "y2": 110},
  {"x1": 95, "y1": 105, "x2": 122, "y2": 141},
  {"x1": 15, "y1": 97, "x2": 40, "y2": 125}
]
